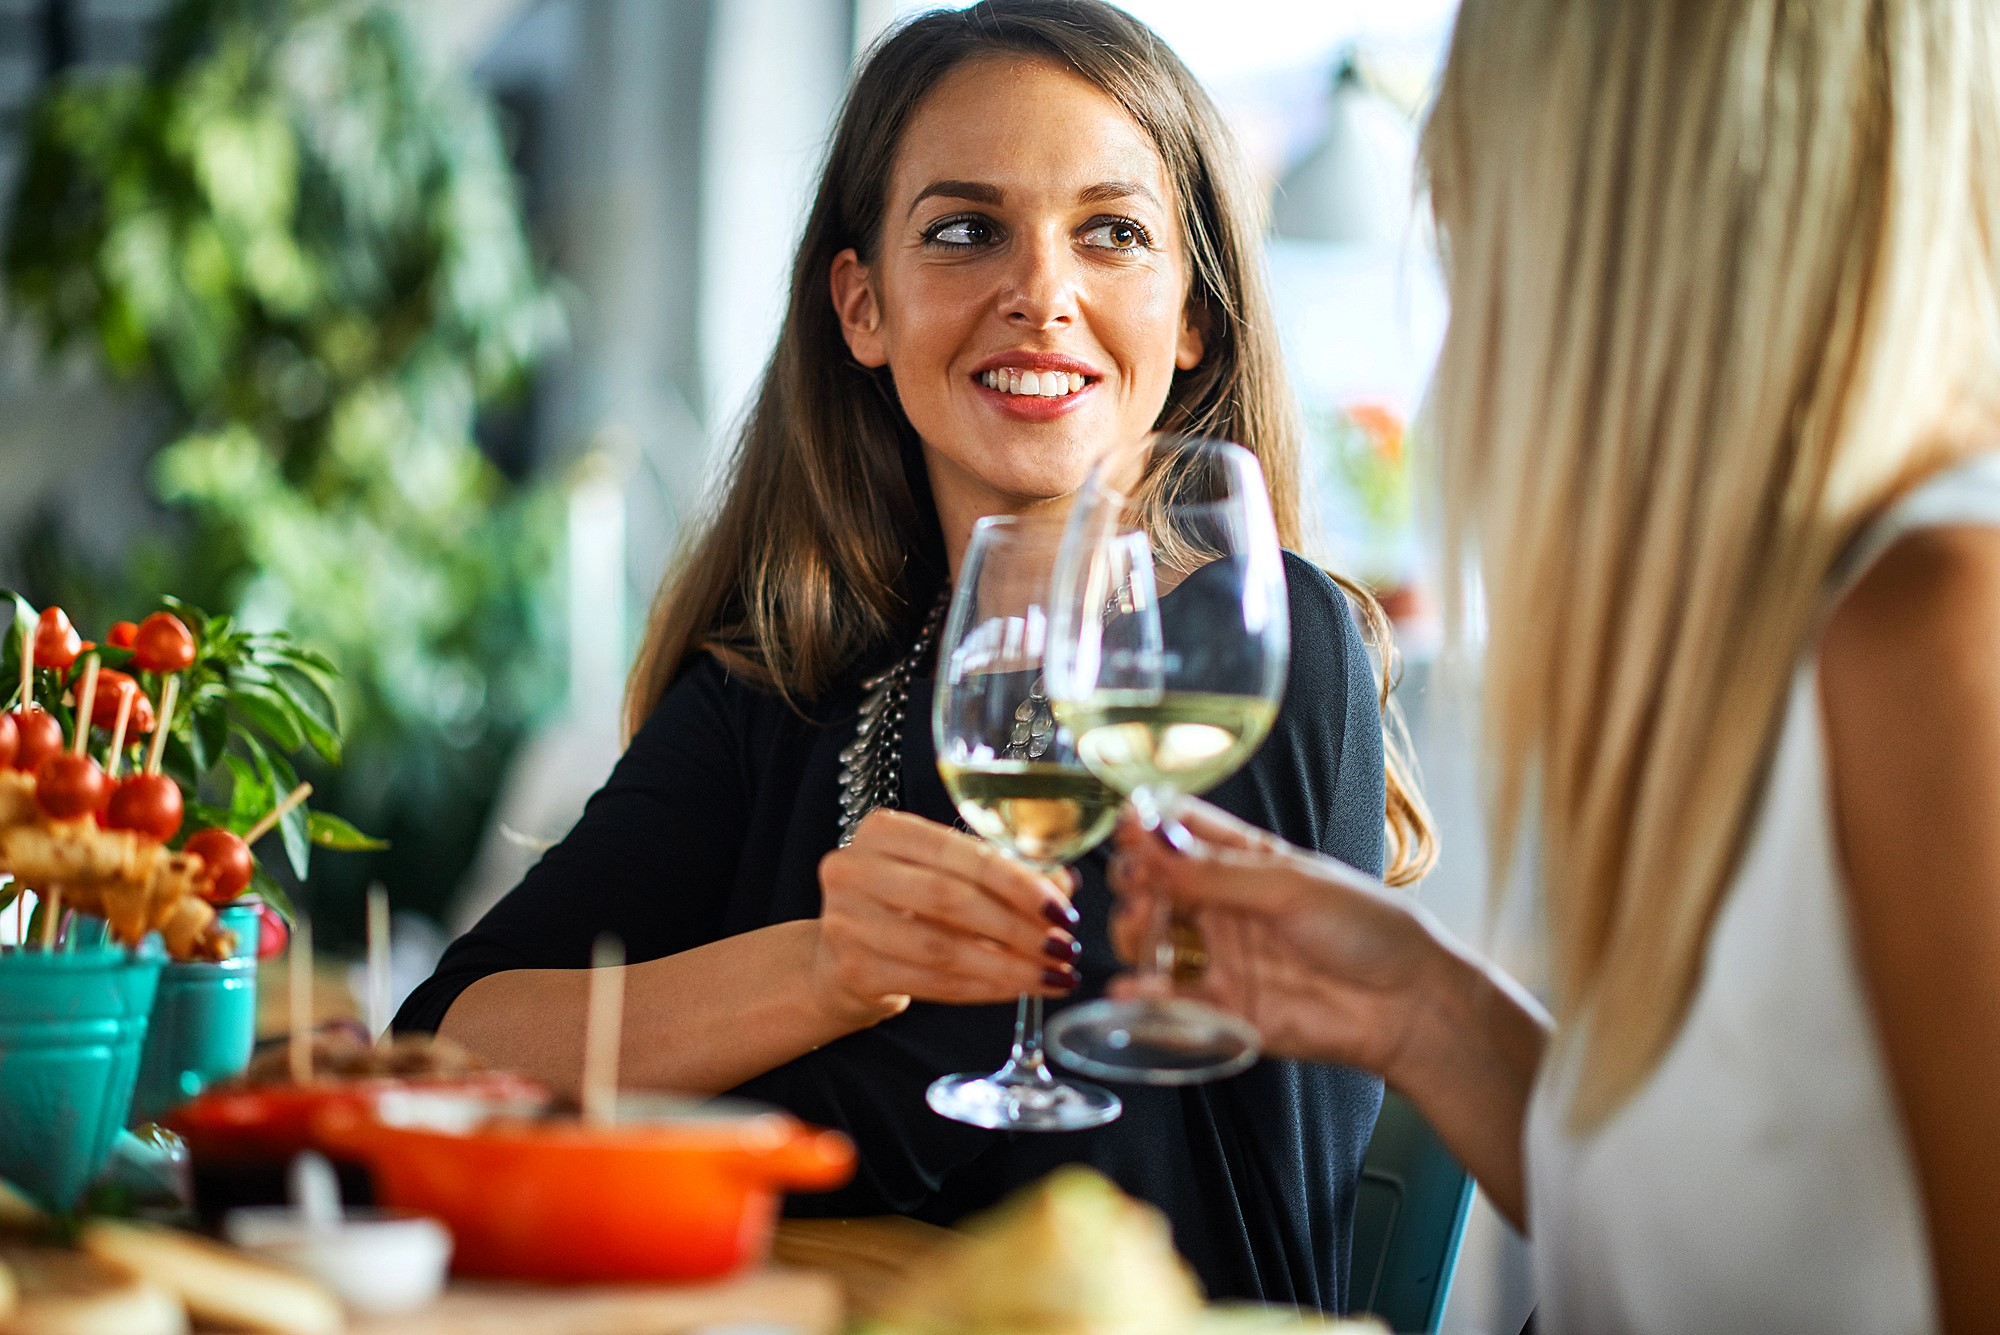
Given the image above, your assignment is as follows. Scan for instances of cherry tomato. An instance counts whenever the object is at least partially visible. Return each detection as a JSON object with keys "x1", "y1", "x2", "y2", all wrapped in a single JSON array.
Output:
[
  {"x1": 0, "y1": 712, "x2": 14, "y2": 771},
  {"x1": 255, "y1": 902, "x2": 290, "y2": 960},
  {"x1": 35, "y1": 753, "x2": 109, "y2": 821},
  {"x1": 91, "y1": 669, "x2": 140, "y2": 729},
  {"x1": 32, "y1": 607, "x2": 80, "y2": 671},
  {"x1": 131, "y1": 613, "x2": 196, "y2": 674},
  {"x1": 105, "y1": 773, "x2": 184, "y2": 841},
  {"x1": 185, "y1": 827, "x2": 255, "y2": 904},
  {"x1": 7, "y1": 709, "x2": 64, "y2": 772},
  {"x1": 106, "y1": 621, "x2": 139, "y2": 650}
]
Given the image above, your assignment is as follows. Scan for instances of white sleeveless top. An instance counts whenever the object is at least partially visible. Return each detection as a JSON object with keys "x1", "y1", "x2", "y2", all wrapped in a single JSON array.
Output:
[{"x1": 1523, "y1": 453, "x2": 2000, "y2": 1334}]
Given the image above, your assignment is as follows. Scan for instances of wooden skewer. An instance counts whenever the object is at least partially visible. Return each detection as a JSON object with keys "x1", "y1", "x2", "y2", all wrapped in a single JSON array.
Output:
[
  {"x1": 365, "y1": 884, "x2": 391, "y2": 1045},
  {"x1": 289, "y1": 917, "x2": 314, "y2": 1086},
  {"x1": 70, "y1": 658, "x2": 99, "y2": 757},
  {"x1": 145, "y1": 676, "x2": 178, "y2": 777},
  {"x1": 581, "y1": 934, "x2": 625, "y2": 1125},
  {"x1": 37, "y1": 888, "x2": 61, "y2": 951},
  {"x1": 105, "y1": 688, "x2": 135, "y2": 780},
  {"x1": 15, "y1": 624, "x2": 30, "y2": 711},
  {"x1": 245, "y1": 782, "x2": 313, "y2": 846}
]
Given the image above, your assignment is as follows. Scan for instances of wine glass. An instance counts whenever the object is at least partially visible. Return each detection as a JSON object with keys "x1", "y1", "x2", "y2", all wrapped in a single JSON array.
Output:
[
  {"x1": 1043, "y1": 436, "x2": 1289, "y2": 1085},
  {"x1": 927, "y1": 515, "x2": 1125, "y2": 1131}
]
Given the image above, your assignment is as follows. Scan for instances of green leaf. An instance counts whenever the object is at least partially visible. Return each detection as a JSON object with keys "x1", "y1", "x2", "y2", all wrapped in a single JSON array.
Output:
[
  {"x1": 270, "y1": 644, "x2": 339, "y2": 677},
  {"x1": 269, "y1": 665, "x2": 341, "y2": 763},
  {"x1": 230, "y1": 682, "x2": 304, "y2": 754},
  {"x1": 248, "y1": 862, "x2": 296, "y2": 926},
  {"x1": 267, "y1": 748, "x2": 311, "y2": 882},
  {"x1": 192, "y1": 696, "x2": 230, "y2": 775},
  {"x1": 308, "y1": 810, "x2": 388, "y2": 851},
  {"x1": 224, "y1": 748, "x2": 270, "y2": 830}
]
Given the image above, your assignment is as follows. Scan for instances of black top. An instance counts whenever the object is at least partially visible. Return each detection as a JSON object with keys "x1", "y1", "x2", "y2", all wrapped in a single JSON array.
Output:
[{"x1": 396, "y1": 550, "x2": 1386, "y2": 1311}]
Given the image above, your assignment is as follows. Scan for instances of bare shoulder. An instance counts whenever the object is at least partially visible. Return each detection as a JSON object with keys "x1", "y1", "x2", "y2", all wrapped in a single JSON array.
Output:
[{"x1": 1822, "y1": 524, "x2": 2000, "y2": 711}]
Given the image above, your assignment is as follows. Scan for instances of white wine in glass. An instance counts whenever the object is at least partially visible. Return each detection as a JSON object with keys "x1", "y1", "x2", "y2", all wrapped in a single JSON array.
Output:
[
  {"x1": 1044, "y1": 436, "x2": 1290, "y2": 1085},
  {"x1": 927, "y1": 515, "x2": 1124, "y2": 1131}
]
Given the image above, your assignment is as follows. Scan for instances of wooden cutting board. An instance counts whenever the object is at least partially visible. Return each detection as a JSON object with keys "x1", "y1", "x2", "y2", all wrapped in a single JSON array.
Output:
[
  {"x1": 771, "y1": 1217, "x2": 952, "y2": 1321},
  {"x1": 350, "y1": 1266, "x2": 841, "y2": 1335}
]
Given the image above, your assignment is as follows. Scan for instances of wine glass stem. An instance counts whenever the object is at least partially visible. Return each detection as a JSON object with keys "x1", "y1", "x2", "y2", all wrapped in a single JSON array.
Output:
[
  {"x1": 1007, "y1": 994, "x2": 1055, "y2": 1084},
  {"x1": 1128, "y1": 786, "x2": 1187, "y2": 1001}
]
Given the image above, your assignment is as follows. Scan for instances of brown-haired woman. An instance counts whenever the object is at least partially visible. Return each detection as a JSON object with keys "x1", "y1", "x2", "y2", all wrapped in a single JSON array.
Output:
[{"x1": 396, "y1": 0, "x2": 1432, "y2": 1308}]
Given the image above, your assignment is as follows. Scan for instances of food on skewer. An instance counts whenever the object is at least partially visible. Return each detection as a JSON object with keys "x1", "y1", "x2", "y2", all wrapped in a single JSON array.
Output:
[
  {"x1": 2, "y1": 600, "x2": 375, "y2": 962},
  {"x1": 30, "y1": 608, "x2": 79, "y2": 672}
]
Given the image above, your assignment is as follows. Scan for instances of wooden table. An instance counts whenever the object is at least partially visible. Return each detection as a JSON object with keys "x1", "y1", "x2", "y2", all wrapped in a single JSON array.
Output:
[
  {"x1": 344, "y1": 1218, "x2": 948, "y2": 1334},
  {"x1": 351, "y1": 1265, "x2": 843, "y2": 1335}
]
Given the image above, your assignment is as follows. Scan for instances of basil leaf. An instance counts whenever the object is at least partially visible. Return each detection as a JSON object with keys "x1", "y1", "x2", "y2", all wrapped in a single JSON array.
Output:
[
  {"x1": 231, "y1": 684, "x2": 304, "y2": 754},
  {"x1": 308, "y1": 810, "x2": 389, "y2": 851}
]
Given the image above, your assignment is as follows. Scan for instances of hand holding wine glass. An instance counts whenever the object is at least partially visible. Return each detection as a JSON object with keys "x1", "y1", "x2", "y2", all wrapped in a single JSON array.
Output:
[
  {"x1": 927, "y1": 515, "x2": 1124, "y2": 1131},
  {"x1": 1043, "y1": 436, "x2": 1290, "y2": 1085}
]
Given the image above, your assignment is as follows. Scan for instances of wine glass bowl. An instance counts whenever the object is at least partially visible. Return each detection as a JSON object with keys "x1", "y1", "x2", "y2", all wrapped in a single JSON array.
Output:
[
  {"x1": 1042, "y1": 437, "x2": 1290, "y2": 1086},
  {"x1": 927, "y1": 515, "x2": 1124, "y2": 1132}
]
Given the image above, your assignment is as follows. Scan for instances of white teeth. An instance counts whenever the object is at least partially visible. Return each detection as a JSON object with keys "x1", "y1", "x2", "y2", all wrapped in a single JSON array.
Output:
[{"x1": 981, "y1": 368, "x2": 1089, "y2": 397}]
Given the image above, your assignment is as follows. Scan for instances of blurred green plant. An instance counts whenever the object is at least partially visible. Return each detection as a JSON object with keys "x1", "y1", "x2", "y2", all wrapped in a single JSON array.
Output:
[{"x1": 3, "y1": 0, "x2": 567, "y2": 936}]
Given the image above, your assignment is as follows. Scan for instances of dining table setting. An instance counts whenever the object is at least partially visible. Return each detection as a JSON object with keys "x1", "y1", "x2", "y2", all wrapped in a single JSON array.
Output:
[{"x1": 0, "y1": 496, "x2": 1391, "y2": 1334}]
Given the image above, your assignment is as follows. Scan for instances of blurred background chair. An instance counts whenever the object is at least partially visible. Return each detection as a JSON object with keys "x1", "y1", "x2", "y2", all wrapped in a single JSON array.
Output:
[{"x1": 1353, "y1": 1090, "x2": 1476, "y2": 1334}]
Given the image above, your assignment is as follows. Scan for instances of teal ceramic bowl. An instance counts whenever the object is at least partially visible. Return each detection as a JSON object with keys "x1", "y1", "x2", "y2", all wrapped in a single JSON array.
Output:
[
  {"x1": 130, "y1": 903, "x2": 262, "y2": 1125},
  {"x1": 0, "y1": 946, "x2": 164, "y2": 1209}
]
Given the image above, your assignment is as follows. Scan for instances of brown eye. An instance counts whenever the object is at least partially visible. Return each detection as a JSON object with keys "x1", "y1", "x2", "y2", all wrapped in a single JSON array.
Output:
[{"x1": 1082, "y1": 219, "x2": 1149, "y2": 250}]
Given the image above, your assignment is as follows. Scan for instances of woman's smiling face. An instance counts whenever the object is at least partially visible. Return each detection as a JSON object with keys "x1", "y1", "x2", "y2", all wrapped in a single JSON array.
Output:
[{"x1": 831, "y1": 55, "x2": 1203, "y2": 555}]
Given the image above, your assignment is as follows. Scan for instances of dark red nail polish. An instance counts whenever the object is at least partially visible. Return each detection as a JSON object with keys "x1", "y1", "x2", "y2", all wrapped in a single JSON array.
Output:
[
  {"x1": 1043, "y1": 934, "x2": 1076, "y2": 962},
  {"x1": 1042, "y1": 966, "x2": 1080, "y2": 991},
  {"x1": 1043, "y1": 899, "x2": 1080, "y2": 929}
]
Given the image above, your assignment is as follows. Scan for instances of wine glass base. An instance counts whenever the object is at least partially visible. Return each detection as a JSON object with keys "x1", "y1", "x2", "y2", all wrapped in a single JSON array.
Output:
[
  {"x1": 1045, "y1": 998, "x2": 1261, "y2": 1086},
  {"x1": 925, "y1": 1070, "x2": 1124, "y2": 1131}
]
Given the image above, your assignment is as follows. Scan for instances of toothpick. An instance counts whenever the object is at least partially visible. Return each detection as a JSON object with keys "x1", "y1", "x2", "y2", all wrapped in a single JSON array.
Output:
[
  {"x1": 289, "y1": 917, "x2": 314, "y2": 1086},
  {"x1": 69, "y1": 658, "x2": 99, "y2": 757},
  {"x1": 105, "y1": 687, "x2": 135, "y2": 780},
  {"x1": 37, "y1": 888, "x2": 60, "y2": 951},
  {"x1": 245, "y1": 782, "x2": 313, "y2": 846},
  {"x1": 581, "y1": 935, "x2": 625, "y2": 1124},
  {"x1": 15, "y1": 623, "x2": 29, "y2": 711},
  {"x1": 365, "y1": 884, "x2": 391, "y2": 1045},
  {"x1": 145, "y1": 676, "x2": 178, "y2": 777}
]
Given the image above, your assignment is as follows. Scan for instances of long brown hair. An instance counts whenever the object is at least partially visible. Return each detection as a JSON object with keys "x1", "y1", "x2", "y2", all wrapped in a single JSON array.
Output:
[{"x1": 626, "y1": 0, "x2": 1435, "y2": 884}]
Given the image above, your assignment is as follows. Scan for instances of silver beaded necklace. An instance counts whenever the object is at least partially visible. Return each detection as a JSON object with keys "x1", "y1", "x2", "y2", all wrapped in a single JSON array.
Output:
[{"x1": 835, "y1": 590, "x2": 950, "y2": 847}]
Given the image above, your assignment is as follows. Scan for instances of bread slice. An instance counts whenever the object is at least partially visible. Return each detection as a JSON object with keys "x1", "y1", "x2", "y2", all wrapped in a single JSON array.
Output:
[
  {"x1": 0, "y1": 1245, "x2": 184, "y2": 1335},
  {"x1": 75, "y1": 1222, "x2": 341, "y2": 1335}
]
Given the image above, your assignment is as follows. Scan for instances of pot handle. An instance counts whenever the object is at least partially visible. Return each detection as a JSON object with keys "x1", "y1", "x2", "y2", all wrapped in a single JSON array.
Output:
[{"x1": 750, "y1": 1126, "x2": 856, "y2": 1192}]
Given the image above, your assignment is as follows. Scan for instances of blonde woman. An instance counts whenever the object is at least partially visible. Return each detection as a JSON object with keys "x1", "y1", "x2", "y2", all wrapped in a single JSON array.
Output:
[{"x1": 1107, "y1": 1, "x2": 2000, "y2": 1329}]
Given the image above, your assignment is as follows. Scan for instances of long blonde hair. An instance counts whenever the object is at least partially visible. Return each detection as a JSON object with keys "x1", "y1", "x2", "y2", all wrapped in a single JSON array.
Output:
[
  {"x1": 626, "y1": 0, "x2": 1436, "y2": 884},
  {"x1": 1422, "y1": 0, "x2": 2000, "y2": 1128}
]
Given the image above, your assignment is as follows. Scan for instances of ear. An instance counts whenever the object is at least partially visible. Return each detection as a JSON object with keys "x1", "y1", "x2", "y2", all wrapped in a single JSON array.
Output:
[
  {"x1": 1175, "y1": 296, "x2": 1207, "y2": 371},
  {"x1": 831, "y1": 248, "x2": 888, "y2": 368}
]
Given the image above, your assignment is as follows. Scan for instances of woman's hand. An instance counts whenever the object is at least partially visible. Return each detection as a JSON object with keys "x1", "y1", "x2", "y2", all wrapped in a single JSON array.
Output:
[
  {"x1": 1105, "y1": 799, "x2": 1450, "y2": 1082},
  {"x1": 1107, "y1": 796, "x2": 1551, "y2": 1226},
  {"x1": 812, "y1": 808, "x2": 1083, "y2": 1024}
]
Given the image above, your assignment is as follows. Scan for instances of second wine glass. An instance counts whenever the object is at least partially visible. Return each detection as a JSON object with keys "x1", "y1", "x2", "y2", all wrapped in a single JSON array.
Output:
[
  {"x1": 927, "y1": 515, "x2": 1124, "y2": 1131},
  {"x1": 1043, "y1": 436, "x2": 1290, "y2": 1085}
]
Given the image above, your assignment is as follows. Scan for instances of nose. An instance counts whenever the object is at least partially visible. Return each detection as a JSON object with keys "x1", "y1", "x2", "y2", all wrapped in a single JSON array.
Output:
[{"x1": 1000, "y1": 230, "x2": 1078, "y2": 331}]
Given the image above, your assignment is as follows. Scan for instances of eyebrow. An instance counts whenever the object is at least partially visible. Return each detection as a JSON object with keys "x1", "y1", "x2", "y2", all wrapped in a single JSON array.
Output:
[{"x1": 906, "y1": 178, "x2": 1165, "y2": 218}]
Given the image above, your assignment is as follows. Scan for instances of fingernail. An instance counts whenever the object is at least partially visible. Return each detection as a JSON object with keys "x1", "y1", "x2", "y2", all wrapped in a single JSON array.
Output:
[
  {"x1": 1042, "y1": 965, "x2": 1081, "y2": 991},
  {"x1": 1042, "y1": 934, "x2": 1078, "y2": 962},
  {"x1": 1043, "y1": 899, "x2": 1081, "y2": 929}
]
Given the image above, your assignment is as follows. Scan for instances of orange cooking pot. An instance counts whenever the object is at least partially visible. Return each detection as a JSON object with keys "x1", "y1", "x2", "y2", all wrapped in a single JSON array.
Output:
[
  {"x1": 315, "y1": 1090, "x2": 857, "y2": 1282},
  {"x1": 165, "y1": 1073, "x2": 547, "y2": 1163}
]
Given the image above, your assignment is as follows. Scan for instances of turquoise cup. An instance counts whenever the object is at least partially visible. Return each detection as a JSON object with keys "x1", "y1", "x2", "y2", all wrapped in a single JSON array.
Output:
[
  {"x1": 130, "y1": 903, "x2": 263, "y2": 1125},
  {"x1": 0, "y1": 946, "x2": 165, "y2": 1210}
]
